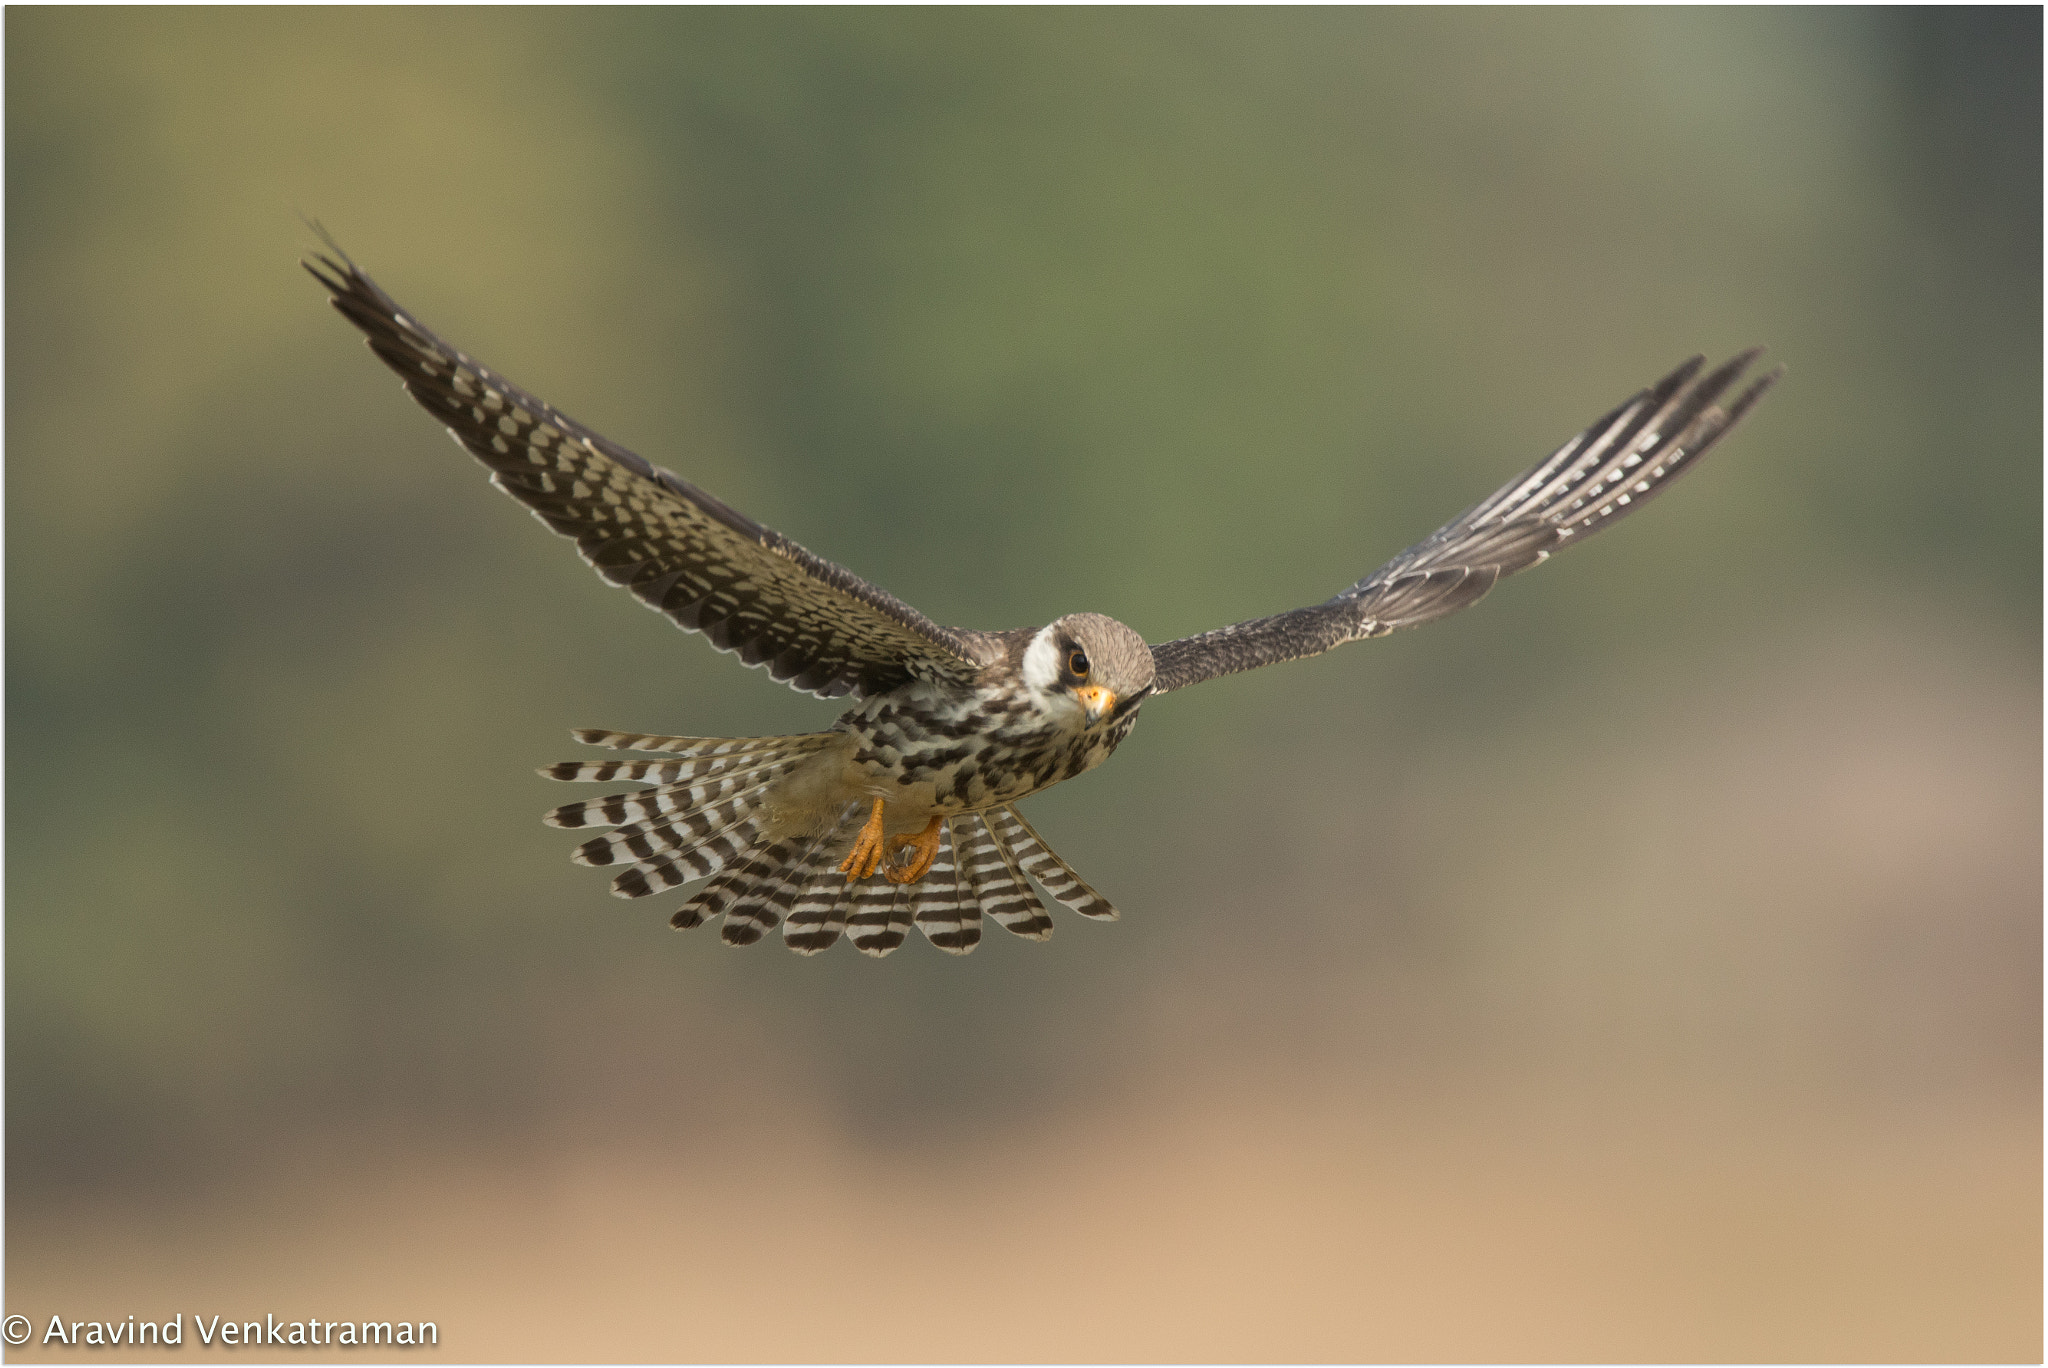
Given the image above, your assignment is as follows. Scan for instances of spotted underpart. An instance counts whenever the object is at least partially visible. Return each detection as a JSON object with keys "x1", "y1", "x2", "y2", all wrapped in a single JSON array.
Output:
[{"x1": 836, "y1": 671, "x2": 1141, "y2": 815}]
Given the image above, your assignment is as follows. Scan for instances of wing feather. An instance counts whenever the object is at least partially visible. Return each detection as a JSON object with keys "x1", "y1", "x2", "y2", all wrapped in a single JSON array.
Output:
[
  {"x1": 306, "y1": 246, "x2": 993, "y2": 699},
  {"x1": 1148, "y1": 351, "x2": 1780, "y2": 694}
]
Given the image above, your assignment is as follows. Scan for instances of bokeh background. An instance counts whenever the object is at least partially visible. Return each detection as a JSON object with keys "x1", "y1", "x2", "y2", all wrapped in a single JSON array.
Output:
[{"x1": 7, "y1": 8, "x2": 2039, "y2": 1362}]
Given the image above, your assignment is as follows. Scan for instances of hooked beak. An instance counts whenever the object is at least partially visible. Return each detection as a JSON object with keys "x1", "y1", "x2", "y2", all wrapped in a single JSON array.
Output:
[
  {"x1": 1109, "y1": 683, "x2": 1153, "y2": 724},
  {"x1": 1073, "y1": 683, "x2": 1152, "y2": 727},
  {"x1": 1073, "y1": 684, "x2": 1117, "y2": 726}
]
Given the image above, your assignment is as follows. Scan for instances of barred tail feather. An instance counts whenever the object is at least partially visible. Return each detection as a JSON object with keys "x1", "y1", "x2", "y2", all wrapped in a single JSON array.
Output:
[
  {"x1": 573, "y1": 788, "x2": 761, "y2": 869},
  {"x1": 719, "y1": 846, "x2": 812, "y2": 946},
  {"x1": 689, "y1": 816, "x2": 849, "y2": 945},
  {"x1": 543, "y1": 750, "x2": 819, "y2": 830},
  {"x1": 555, "y1": 733, "x2": 829, "y2": 873},
  {"x1": 988, "y1": 806, "x2": 1121, "y2": 922},
  {"x1": 848, "y1": 878, "x2": 913, "y2": 957},
  {"x1": 568, "y1": 730, "x2": 827, "y2": 757},
  {"x1": 540, "y1": 750, "x2": 819, "y2": 786},
  {"x1": 776, "y1": 802, "x2": 863, "y2": 955},
  {"x1": 544, "y1": 723, "x2": 1117, "y2": 953},
  {"x1": 785, "y1": 871, "x2": 854, "y2": 955},
  {"x1": 609, "y1": 816, "x2": 768, "y2": 898},
  {"x1": 955, "y1": 811, "x2": 1053, "y2": 940},
  {"x1": 669, "y1": 839, "x2": 786, "y2": 931},
  {"x1": 912, "y1": 821, "x2": 981, "y2": 955},
  {"x1": 669, "y1": 836, "x2": 812, "y2": 944}
]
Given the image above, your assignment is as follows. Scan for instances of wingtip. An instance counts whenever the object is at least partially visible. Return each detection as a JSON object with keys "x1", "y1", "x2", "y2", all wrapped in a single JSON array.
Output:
[
  {"x1": 298, "y1": 215, "x2": 354, "y2": 267},
  {"x1": 1659, "y1": 352, "x2": 1708, "y2": 391},
  {"x1": 1697, "y1": 347, "x2": 1759, "y2": 390},
  {"x1": 1723, "y1": 357, "x2": 1784, "y2": 426},
  {"x1": 300, "y1": 255, "x2": 348, "y2": 294},
  {"x1": 298, "y1": 212, "x2": 358, "y2": 287}
]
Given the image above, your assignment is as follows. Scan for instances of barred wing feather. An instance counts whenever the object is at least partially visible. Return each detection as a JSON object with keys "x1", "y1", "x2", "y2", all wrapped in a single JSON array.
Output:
[
  {"x1": 1149, "y1": 351, "x2": 1781, "y2": 694},
  {"x1": 307, "y1": 250, "x2": 993, "y2": 700}
]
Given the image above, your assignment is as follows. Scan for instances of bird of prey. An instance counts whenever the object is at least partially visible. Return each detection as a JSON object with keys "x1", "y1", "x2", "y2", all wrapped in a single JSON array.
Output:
[{"x1": 309, "y1": 246, "x2": 1778, "y2": 958}]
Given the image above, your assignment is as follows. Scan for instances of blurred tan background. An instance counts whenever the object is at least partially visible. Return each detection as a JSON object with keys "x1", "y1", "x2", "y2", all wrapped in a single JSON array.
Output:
[{"x1": 7, "y1": 8, "x2": 2039, "y2": 1362}]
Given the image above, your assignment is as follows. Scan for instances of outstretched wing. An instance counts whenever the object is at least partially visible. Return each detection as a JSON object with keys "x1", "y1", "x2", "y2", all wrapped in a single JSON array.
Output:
[
  {"x1": 1148, "y1": 350, "x2": 1781, "y2": 694},
  {"x1": 307, "y1": 248, "x2": 995, "y2": 699}
]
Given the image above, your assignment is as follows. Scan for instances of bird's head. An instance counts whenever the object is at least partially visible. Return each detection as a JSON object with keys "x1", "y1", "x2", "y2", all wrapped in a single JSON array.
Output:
[{"x1": 1020, "y1": 612, "x2": 1155, "y2": 729}]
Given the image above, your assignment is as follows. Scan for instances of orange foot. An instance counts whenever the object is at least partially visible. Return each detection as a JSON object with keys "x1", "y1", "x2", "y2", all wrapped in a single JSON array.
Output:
[
  {"x1": 885, "y1": 816, "x2": 944, "y2": 885},
  {"x1": 837, "y1": 798, "x2": 888, "y2": 880}
]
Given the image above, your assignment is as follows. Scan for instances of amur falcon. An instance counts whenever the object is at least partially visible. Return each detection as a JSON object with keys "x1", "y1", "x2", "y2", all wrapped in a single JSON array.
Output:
[{"x1": 309, "y1": 245, "x2": 1778, "y2": 958}]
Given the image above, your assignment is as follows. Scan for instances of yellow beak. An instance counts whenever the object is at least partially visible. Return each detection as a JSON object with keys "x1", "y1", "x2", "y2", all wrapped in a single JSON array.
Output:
[{"x1": 1073, "y1": 684, "x2": 1117, "y2": 726}]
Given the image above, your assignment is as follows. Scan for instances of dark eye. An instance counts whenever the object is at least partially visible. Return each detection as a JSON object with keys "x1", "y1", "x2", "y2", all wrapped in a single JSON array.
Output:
[{"x1": 1068, "y1": 650, "x2": 1090, "y2": 678}]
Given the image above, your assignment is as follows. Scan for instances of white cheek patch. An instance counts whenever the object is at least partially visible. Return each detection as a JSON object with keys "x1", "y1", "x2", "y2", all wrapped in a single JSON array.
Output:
[{"x1": 1020, "y1": 625, "x2": 1064, "y2": 696}]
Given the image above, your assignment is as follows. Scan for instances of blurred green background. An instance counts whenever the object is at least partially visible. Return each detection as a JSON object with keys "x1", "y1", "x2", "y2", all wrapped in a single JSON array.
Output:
[{"x1": 8, "y1": 8, "x2": 2039, "y2": 1361}]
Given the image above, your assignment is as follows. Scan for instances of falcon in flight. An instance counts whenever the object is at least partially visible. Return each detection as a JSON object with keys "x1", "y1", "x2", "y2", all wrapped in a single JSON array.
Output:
[{"x1": 309, "y1": 246, "x2": 1778, "y2": 958}]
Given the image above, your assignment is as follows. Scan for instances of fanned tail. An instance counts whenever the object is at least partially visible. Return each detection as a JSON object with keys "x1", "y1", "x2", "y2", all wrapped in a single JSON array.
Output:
[
  {"x1": 542, "y1": 730, "x2": 834, "y2": 900},
  {"x1": 546, "y1": 733, "x2": 1118, "y2": 955},
  {"x1": 688, "y1": 804, "x2": 1115, "y2": 956}
]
